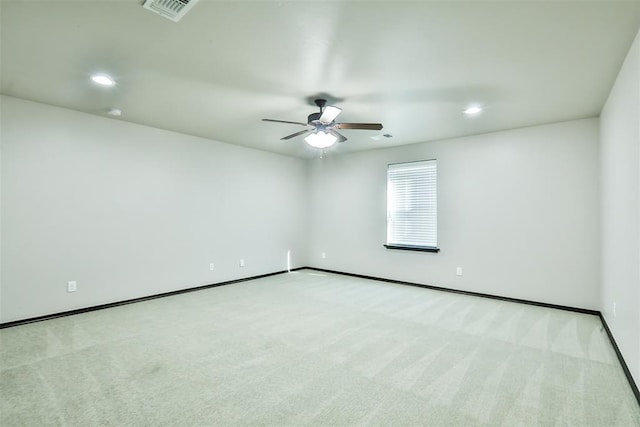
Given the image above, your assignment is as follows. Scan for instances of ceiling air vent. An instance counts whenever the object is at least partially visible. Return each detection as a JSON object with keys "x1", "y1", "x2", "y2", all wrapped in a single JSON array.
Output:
[{"x1": 142, "y1": 0, "x2": 199, "y2": 22}]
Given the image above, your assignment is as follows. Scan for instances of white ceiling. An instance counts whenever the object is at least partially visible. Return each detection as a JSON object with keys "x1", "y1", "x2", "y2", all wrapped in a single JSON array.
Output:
[{"x1": 2, "y1": 0, "x2": 639, "y2": 158}]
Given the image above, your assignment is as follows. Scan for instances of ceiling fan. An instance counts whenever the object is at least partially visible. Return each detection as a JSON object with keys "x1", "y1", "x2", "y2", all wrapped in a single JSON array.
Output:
[{"x1": 262, "y1": 99, "x2": 383, "y2": 148}]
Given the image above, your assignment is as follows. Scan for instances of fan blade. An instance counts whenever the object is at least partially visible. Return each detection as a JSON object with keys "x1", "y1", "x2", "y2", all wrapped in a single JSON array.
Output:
[
  {"x1": 262, "y1": 118, "x2": 309, "y2": 127},
  {"x1": 335, "y1": 123, "x2": 383, "y2": 130},
  {"x1": 319, "y1": 106, "x2": 342, "y2": 124},
  {"x1": 281, "y1": 129, "x2": 311, "y2": 140},
  {"x1": 328, "y1": 129, "x2": 347, "y2": 143}
]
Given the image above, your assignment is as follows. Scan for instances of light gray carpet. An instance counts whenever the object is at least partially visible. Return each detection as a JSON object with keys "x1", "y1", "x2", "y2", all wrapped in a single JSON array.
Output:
[{"x1": 1, "y1": 270, "x2": 639, "y2": 426}]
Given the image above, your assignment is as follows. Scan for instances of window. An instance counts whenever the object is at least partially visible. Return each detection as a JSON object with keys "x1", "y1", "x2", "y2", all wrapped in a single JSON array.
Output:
[{"x1": 385, "y1": 160, "x2": 439, "y2": 252}]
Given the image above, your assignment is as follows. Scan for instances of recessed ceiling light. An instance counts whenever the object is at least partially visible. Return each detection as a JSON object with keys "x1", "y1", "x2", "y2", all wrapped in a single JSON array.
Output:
[
  {"x1": 107, "y1": 107, "x2": 122, "y2": 117},
  {"x1": 464, "y1": 105, "x2": 482, "y2": 116},
  {"x1": 91, "y1": 74, "x2": 116, "y2": 87}
]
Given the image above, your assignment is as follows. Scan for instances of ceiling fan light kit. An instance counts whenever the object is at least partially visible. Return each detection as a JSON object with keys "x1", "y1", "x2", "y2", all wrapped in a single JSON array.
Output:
[
  {"x1": 262, "y1": 98, "x2": 383, "y2": 150},
  {"x1": 304, "y1": 131, "x2": 338, "y2": 149}
]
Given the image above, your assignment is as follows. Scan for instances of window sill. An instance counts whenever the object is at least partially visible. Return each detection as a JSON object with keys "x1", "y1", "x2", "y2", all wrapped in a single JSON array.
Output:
[{"x1": 384, "y1": 244, "x2": 440, "y2": 253}]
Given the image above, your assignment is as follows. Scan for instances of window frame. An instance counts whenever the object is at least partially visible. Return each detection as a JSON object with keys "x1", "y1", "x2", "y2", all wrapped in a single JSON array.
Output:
[{"x1": 384, "y1": 159, "x2": 440, "y2": 253}]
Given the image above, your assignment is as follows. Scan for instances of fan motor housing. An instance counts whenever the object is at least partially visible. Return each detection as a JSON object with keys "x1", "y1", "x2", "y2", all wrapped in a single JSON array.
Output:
[{"x1": 307, "y1": 112, "x2": 322, "y2": 123}]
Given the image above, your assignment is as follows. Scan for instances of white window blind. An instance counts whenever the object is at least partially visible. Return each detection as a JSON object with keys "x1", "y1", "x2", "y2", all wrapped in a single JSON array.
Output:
[{"x1": 387, "y1": 160, "x2": 437, "y2": 249}]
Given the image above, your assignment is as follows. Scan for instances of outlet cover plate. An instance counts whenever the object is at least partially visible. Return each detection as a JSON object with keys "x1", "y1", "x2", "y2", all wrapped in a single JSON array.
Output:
[{"x1": 67, "y1": 281, "x2": 77, "y2": 292}]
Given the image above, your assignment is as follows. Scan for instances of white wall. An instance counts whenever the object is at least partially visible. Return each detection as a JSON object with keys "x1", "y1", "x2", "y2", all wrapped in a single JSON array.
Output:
[
  {"x1": 0, "y1": 96, "x2": 308, "y2": 323},
  {"x1": 308, "y1": 119, "x2": 601, "y2": 309},
  {"x1": 600, "y1": 29, "x2": 640, "y2": 386}
]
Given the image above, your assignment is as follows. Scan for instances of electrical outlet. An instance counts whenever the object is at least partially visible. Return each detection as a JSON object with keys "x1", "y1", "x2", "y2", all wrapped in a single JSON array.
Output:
[
  {"x1": 240, "y1": 259, "x2": 245, "y2": 267},
  {"x1": 67, "y1": 281, "x2": 77, "y2": 293},
  {"x1": 209, "y1": 263, "x2": 215, "y2": 271},
  {"x1": 321, "y1": 252, "x2": 326, "y2": 259},
  {"x1": 456, "y1": 267, "x2": 463, "y2": 276}
]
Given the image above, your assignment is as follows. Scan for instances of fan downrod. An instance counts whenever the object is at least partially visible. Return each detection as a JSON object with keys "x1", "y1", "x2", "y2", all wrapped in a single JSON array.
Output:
[{"x1": 314, "y1": 99, "x2": 327, "y2": 111}]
